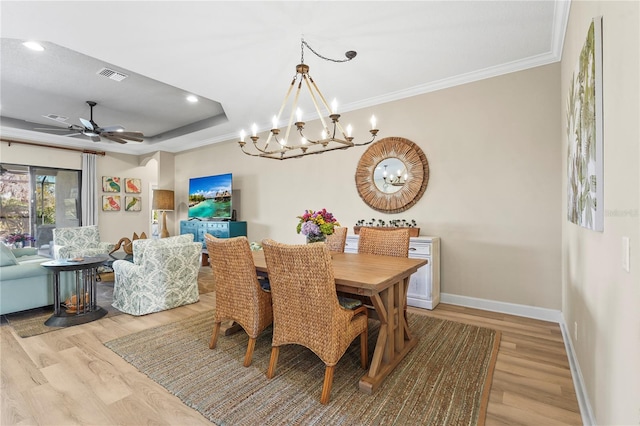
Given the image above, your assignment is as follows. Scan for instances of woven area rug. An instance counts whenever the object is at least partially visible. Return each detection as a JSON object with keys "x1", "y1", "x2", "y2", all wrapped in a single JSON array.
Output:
[
  {"x1": 5, "y1": 267, "x2": 215, "y2": 338},
  {"x1": 105, "y1": 311, "x2": 500, "y2": 426},
  {"x1": 4, "y1": 279, "x2": 121, "y2": 338}
]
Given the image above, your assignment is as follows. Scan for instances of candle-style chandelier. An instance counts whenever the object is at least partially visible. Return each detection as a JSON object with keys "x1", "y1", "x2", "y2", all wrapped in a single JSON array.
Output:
[{"x1": 238, "y1": 38, "x2": 379, "y2": 160}]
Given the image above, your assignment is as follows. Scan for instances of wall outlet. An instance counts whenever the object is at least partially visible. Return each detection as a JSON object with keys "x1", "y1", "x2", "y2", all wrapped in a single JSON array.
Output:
[
  {"x1": 622, "y1": 236, "x2": 630, "y2": 273},
  {"x1": 574, "y1": 321, "x2": 578, "y2": 341}
]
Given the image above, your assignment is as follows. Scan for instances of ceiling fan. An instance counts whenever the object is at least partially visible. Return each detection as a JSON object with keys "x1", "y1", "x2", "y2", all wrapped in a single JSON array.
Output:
[{"x1": 37, "y1": 101, "x2": 145, "y2": 144}]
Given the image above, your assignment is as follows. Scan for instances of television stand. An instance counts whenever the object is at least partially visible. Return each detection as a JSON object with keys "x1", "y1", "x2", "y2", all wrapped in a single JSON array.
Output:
[{"x1": 179, "y1": 220, "x2": 247, "y2": 261}]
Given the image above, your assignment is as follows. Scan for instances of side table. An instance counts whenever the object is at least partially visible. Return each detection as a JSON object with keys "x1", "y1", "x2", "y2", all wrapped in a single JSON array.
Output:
[{"x1": 42, "y1": 256, "x2": 109, "y2": 327}]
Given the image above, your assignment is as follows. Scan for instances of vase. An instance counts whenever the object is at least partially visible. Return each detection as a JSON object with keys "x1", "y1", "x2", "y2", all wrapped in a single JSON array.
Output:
[
  {"x1": 14, "y1": 241, "x2": 23, "y2": 249},
  {"x1": 306, "y1": 234, "x2": 326, "y2": 244}
]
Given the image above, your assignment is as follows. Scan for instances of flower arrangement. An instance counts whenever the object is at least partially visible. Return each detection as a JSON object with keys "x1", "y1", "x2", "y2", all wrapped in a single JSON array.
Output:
[
  {"x1": 3, "y1": 232, "x2": 35, "y2": 245},
  {"x1": 296, "y1": 209, "x2": 340, "y2": 241}
]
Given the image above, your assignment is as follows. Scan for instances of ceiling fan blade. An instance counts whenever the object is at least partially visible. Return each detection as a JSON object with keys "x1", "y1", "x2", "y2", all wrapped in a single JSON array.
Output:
[
  {"x1": 119, "y1": 131, "x2": 144, "y2": 137},
  {"x1": 102, "y1": 132, "x2": 144, "y2": 142},
  {"x1": 102, "y1": 134, "x2": 128, "y2": 144},
  {"x1": 100, "y1": 132, "x2": 144, "y2": 142},
  {"x1": 79, "y1": 117, "x2": 94, "y2": 130},
  {"x1": 34, "y1": 127, "x2": 72, "y2": 131},
  {"x1": 100, "y1": 125, "x2": 125, "y2": 132}
]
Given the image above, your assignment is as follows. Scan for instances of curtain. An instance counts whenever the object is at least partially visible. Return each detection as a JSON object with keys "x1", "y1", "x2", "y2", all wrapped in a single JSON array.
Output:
[{"x1": 81, "y1": 153, "x2": 98, "y2": 226}]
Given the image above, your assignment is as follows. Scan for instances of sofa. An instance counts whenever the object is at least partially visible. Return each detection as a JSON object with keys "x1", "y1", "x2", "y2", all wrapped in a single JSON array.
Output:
[
  {"x1": 111, "y1": 234, "x2": 201, "y2": 316},
  {"x1": 0, "y1": 245, "x2": 57, "y2": 315}
]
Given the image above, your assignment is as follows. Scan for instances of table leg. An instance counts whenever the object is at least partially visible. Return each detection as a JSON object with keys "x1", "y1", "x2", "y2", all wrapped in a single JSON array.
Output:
[
  {"x1": 52, "y1": 272, "x2": 61, "y2": 315},
  {"x1": 359, "y1": 280, "x2": 418, "y2": 394}
]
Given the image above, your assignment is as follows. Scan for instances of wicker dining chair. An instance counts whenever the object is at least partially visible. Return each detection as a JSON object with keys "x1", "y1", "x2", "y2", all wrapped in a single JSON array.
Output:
[
  {"x1": 204, "y1": 234, "x2": 273, "y2": 367},
  {"x1": 261, "y1": 239, "x2": 368, "y2": 405},
  {"x1": 325, "y1": 227, "x2": 348, "y2": 253},
  {"x1": 357, "y1": 227, "x2": 411, "y2": 257},
  {"x1": 342, "y1": 227, "x2": 412, "y2": 316}
]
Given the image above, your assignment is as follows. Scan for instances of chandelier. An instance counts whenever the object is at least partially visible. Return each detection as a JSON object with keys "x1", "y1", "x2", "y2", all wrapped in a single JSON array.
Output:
[{"x1": 238, "y1": 38, "x2": 379, "y2": 160}]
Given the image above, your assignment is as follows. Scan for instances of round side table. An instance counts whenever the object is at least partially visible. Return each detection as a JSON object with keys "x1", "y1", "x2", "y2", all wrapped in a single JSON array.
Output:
[{"x1": 42, "y1": 255, "x2": 109, "y2": 327}]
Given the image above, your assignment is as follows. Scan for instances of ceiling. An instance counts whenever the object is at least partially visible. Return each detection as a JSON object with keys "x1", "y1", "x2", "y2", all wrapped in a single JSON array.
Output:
[{"x1": 0, "y1": 1, "x2": 570, "y2": 156}]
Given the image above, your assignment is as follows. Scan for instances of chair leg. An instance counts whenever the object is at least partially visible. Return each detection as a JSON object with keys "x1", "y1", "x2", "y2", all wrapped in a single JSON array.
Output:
[
  {"x1": 266, "y1": 346, "x2": 280, "y2": 379},
  {"x1": 360, "y1": 329, "x2": 368, "y2": 369},
  {"x1": 209, "y1": 321, "x2": 221, "y2": 349},
  {"x1": 243, "y1": 337, "x2": 257, "y2": 367},
  {"x1": 320, "y1": 365, "x2": 336, "y2": 405}
]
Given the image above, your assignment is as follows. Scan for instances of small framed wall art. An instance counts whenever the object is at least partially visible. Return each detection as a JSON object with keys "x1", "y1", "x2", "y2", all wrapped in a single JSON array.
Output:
[
  {"x1": 125, "y1": 178, "x2": 141, "y2": 193},
  {"x1": 125, "y1": 196, "x2": 142, "y2": 211},
  {"x1": 103, "y1": 176, "x2": 121, "y2": 193},
  {"x1": 102, "y1": 195, "x2": 121, "y2": 211}
]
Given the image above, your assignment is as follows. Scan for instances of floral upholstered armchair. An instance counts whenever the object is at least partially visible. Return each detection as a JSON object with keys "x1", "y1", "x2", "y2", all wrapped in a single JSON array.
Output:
[
  {"x1": 111, "y1": 234, "x2": 201, "y2": 316},
  {"x1": 52, "y1": 225, "x2": 115, "y2": 259}
]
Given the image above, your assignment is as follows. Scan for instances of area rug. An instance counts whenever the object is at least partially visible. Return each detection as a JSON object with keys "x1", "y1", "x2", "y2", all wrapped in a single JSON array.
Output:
[
  {"x1": 5, "y1": 267, "x2": 215, "y2": 338},
  {"x1": 4, "y1": 280, "x2": 121, "y2": 338},
  {"x1": 105, "y1": 311, "x2": 500, "y2": 426}
]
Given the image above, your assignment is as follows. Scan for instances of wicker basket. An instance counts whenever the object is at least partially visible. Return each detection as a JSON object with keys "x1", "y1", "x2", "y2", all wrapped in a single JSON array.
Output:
[{"x1": 353, "y1": 226, "x2": 420, "y2": 237}]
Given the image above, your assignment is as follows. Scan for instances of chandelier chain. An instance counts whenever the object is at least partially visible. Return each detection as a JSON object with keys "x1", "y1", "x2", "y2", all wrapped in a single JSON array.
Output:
[{"x1": 301, "y1": 39, "x2": 354, "y2": 63}]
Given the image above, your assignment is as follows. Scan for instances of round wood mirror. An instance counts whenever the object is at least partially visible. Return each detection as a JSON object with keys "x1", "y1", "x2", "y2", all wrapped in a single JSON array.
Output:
[{"x1": 355, "y1": 137, "x2": 429, "y2": 213}]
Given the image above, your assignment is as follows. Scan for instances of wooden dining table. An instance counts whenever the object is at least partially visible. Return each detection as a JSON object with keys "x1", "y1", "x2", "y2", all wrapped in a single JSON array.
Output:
[{"x1": 252, "y1": 250, "x2": 427, "y2": 394}]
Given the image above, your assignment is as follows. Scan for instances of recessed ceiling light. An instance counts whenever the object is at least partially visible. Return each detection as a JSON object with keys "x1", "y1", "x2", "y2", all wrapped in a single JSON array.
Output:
[
  {"x1": 186, "y1": 95, "x2": 198, "y2": 103},
  {"x1": 22, "y1": 41, "x2": 44, "y2": 51}
]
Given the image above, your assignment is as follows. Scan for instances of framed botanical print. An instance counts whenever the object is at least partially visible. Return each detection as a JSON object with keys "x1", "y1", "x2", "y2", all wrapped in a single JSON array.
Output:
[
  {"x1": 125, "y1": 178, "x2": 142, "y2": 193},
  {"x1": 566, "y1": 17, "x2": 604, "y2": 231},
  {"x1": 102, "y1": 176, "x2": 121, "y2": 193}
]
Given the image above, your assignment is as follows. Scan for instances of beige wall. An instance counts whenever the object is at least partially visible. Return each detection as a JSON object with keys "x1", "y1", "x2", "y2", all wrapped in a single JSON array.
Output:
[
  {"x1": 174, "y1": 63, "x2": 562, "y2": 310},
  {"x1": 561, "y1": 1, "x2": 640, "y2": 425},
  {"x1": 97, "y1": 152, "x2": 158, "y2": 244},
  {"x1": 0, "y1": 142, "x2": 158, "y2": 244}
]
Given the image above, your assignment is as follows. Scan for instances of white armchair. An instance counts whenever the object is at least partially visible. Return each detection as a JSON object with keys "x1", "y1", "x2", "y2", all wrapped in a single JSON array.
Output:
[
  {"x1": 111, "y1": 234, "x2": 201, "y2": 316},
  {"x1": 53, "y1": 225, "x2": 114, "y2": 259}
]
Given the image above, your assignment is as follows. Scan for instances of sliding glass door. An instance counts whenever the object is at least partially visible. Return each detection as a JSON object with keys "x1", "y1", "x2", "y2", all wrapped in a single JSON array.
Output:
[{"x1": 0, "y1": 163, "x2": 81, "y2": 254}]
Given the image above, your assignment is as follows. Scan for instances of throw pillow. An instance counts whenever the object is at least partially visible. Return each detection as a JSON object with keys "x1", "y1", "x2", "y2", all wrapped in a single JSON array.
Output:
[{"x1": 0, "y1": 244, "x2": 19, "y2": 266}]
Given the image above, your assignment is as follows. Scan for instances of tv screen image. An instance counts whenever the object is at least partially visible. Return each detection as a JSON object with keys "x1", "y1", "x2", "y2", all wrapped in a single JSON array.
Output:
[{"x1": 188, "y1": 173, "x2": 232, "y2": 220}]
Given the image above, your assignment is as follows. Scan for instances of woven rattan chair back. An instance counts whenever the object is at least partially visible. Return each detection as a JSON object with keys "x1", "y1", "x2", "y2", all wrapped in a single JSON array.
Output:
[
  {"x1": 261, "y1": 238, "x2": 369, "y2": 404},
  {"x1": 357, "y1": 227, "x2": 410, "y2": 258},
  {"x1": 325, "y1": 227, "x2": 348, "y2": 253},
  {"x1": 204, "y1": 234, "x2": 273, "y2": 367}
]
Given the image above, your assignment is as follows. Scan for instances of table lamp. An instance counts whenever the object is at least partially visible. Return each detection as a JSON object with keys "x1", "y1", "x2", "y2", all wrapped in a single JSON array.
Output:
[{"x1": 152, "y1": 189, "x2": 175, "y2": 238}]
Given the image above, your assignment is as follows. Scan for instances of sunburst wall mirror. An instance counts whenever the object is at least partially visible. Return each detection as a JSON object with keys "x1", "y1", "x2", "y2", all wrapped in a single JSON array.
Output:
[{"x1": 355, "y1": 136, "x2": 429, "y2": 213}]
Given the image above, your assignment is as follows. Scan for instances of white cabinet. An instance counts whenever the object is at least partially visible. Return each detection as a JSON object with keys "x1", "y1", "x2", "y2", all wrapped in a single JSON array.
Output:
[{"x1": 344, "y1": 235, "x2": 440, "y2": 310}]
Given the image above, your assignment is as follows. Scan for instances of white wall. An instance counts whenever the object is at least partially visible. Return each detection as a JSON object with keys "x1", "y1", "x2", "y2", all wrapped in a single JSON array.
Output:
[
  {"x1": 561, "y1": 2, "x2": 640, "y2": 424},
  {"x1": 175, "y1": 63, "x2": 562, "y2": 310}
]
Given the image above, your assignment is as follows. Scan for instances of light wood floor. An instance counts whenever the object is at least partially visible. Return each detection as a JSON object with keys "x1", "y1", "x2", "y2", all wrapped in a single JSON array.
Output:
[{"x1": 1, "y1": 294, "x2": 583, "y2": 425}]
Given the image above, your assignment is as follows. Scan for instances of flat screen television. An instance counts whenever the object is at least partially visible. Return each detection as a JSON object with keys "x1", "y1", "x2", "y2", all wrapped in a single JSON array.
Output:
[{"x1": 188, "y1": 173, "x2": 233, "y2": 220}]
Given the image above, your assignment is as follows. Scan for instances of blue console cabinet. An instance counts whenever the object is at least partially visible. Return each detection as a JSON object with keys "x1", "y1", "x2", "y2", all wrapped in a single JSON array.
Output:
[{"x1": 179, "y1": 220, "x2": 247, "y2": 246}]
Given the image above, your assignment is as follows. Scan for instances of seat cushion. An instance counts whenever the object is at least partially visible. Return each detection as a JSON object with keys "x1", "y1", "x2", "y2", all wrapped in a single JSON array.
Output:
[
  {"x1": 257, "y1": 276, "x2": 271, "y2": 292},
  {"x1": 337, "y1": 296, "x2": 363, "y2": 310},
  {"x1": 11, "y1": 247, "x2": 38, "y2": 258}
]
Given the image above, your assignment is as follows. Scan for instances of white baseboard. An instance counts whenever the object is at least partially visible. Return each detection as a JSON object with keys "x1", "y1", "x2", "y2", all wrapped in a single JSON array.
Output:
[
  {"x1": 440, "y1": 293, "x2": 563, "y2": 322},
  {"x1": 559, "y1": 317, "x2": 596, "y2": 426},
  {"x1": 440, "y1": 292, "x2": 595, "y2": 426}
]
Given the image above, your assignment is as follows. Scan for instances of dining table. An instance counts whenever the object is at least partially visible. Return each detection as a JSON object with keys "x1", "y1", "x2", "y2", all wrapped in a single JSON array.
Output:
[{"x1": 252, "y1": 250, "x2": 427, "y2": 394}]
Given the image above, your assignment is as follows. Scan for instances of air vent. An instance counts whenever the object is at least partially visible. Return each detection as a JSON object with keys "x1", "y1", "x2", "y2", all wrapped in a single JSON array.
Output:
[
  {"x1": 42, "y1": 114, "x2": 68, "y2": 122},
  {"x1": 97, "y1": 67, "x2": 128, "y2": 82}
]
